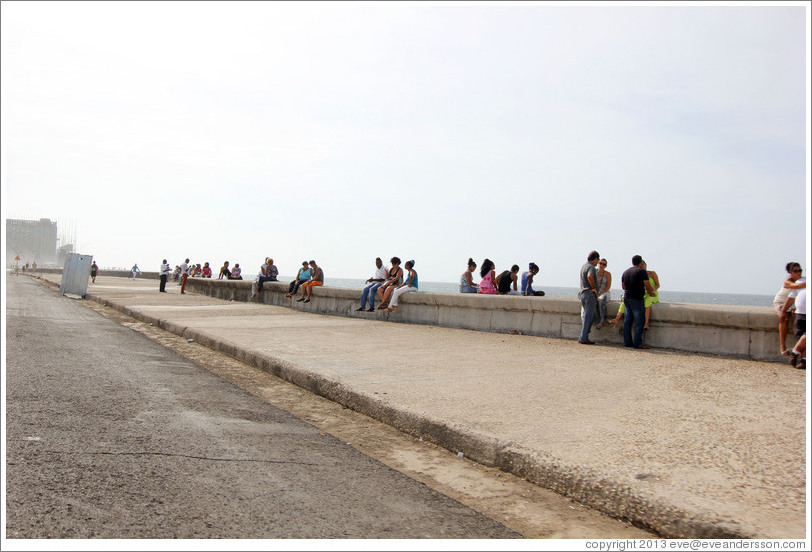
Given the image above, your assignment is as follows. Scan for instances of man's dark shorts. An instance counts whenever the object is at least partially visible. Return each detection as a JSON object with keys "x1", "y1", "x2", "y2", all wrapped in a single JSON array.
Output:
[{"x1": 795, "y1": 314, "x2": 806, "y2": 338}]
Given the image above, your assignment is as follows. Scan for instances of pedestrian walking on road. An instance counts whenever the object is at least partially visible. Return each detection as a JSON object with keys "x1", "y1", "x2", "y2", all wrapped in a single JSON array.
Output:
[
  {"x1": 90, "y1": 261, "x2": 98, "y2": 283},
  {"x1": 159, "y1": 260, "x2": 171, "y2": 292},
  {"x1": 131, "y1": 263, "x2": 141, "y2": 280}
]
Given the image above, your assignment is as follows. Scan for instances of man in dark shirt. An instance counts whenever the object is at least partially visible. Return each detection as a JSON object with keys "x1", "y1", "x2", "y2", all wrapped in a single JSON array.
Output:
[{"x1": 621, "y1": 255, "x2": 656, "y2": 349}]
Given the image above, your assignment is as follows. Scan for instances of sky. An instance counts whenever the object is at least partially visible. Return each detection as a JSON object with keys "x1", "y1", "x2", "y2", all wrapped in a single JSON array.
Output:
[{"x1": 1, "y1": 1, "x2": 809, "y2": 295}]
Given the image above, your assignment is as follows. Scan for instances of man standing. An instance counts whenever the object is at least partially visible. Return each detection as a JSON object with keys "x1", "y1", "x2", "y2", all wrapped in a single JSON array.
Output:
[
  {"x1": 621, "y1": 255, "x2": 656, "y2": 349},
  {"x1": 159, "y1": 259, "x2": 171, "y2": 293},
  {"x1": 180, "y1": 258, "x2": 190, "y2": 295},
  {"x1": 578, "y1": 251, "x2": 601, "y2": 344},
  {"x1": 90, "y1": 261, "x2": 98, "y2": 283}
]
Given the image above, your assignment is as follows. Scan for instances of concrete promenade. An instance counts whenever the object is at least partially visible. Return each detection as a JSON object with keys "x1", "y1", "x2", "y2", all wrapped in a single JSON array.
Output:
[{"x1": 31, "y1": 273, "x2": 806, "y2": 539}]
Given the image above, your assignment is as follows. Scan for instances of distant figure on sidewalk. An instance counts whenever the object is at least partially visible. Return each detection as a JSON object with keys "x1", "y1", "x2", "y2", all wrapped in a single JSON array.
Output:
[
  {"x1": 180, "y1": 258, "x2": 190, "y2": 294},
  {"x1": 497, "y1": 264, "x2": 521, "y2": 295},
  {"x1": 218, "y1": 261, "x2": 231, "y2": 280},
  {"x1": 131, "y1": 263, "x2": 141, "y2": 280},
  {"x1": 159, "y1": 260, "x2": 171, "y2": 292},
  {"x1": 358, "y1": 257, "x2": 387, "y2": 311},
  {"x1": 521, "y1": 263, "x2": 544, "y2": 296},
  {"x1": 459, "y1": 258, "x2": 479, "y2": 293},
  {"x1": 478, "y1": 259, "x2": 498, "y2": 295},
  {"x1": 90, "y1": 261, "x2": 98, "y2": 283},
  {"x1": 578, "y1": 251, "x2": 601, "y2": 344},
  {"x1": 386, "y1": 260, "x2": 418, "y2": 312},
  {"x1": 286, "y1": 261, "x2": 311, "y2": 299},
  {"x1": 620, "y1": 255, "x2": 657, "y2": 349},
  {"x1": 297, "y1": 260, "x2": 324, "y2": 303}
]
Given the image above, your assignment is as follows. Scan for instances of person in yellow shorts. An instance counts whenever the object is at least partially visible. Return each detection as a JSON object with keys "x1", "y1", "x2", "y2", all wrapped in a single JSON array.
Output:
[{"x1": 610, "y1": 261, "x2": 660, "y2": 329}]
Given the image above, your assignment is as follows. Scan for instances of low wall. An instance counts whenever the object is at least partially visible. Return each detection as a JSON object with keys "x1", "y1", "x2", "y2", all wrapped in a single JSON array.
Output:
[{"x1": 184, "y1": 278, "x2": 784, "y2": 362}]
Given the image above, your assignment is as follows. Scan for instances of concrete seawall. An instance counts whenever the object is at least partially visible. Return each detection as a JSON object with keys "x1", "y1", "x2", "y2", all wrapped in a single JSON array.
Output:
[
  {"x1": 180, "y1": 277, "x2": 783, "y2": 362},
  {"x1": 34, "y1": 268, "x2": 784, "y2": 362}
]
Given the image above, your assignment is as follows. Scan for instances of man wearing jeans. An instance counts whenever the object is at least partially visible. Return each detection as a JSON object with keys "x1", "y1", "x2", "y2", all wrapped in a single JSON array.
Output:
[
  {"x1": 578, "y1": 251, "x2": 601, "y2": 344},
  {"x1": 357, "y1": 257, "x2": 387, "y2": 312},
  {"x1": 621, "y1": 255, "x2": 656, "y2": 349}
]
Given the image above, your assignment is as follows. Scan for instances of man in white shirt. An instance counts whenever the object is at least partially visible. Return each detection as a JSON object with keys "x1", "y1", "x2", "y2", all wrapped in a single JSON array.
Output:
[
  {"x1": 357, "y1": 257, "x2": 388, "y2": 312},
  {"x1": 159, "y1": 259, "x2": 171, "y2": 292}
]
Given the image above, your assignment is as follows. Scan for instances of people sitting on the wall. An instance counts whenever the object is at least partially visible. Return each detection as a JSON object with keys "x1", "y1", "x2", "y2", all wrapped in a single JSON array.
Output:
[
  {"x1": 358, "y1": 257, "x2": 388, "y2": 311},
  {"x1": 285, "y1": 261, "x2": 311, "y2": 299},
  {"x1": 478, "y1": 259, "x2": 498, "y2": 295},
  {"x1": 229, "y1": 263, "x2": 243, "y2": 280},
  {"x1": 496, "y1": 264, "x2": 521, "y2": 295},
  {"x1": 202, "y1": 262, "x2": 212, "y2": 278},
  {"x1": 384, "y1": 260, "x2": 418, "y2": 312},
  {"x1": 521, "y1": 263, "x2": 545, "y2": 296},
  {"x1": 460, "y1": 258, "x2": 479, "y2": 293},
  {"x1": 375, "y1": 257, "x2": 403, "y2": 310},
  {"x1": 192, "y1": 263, "x2": 202, "y2": 277},
  {"x1": 218, "y1": 261, "x2": 231, "y2": 280},
  {"x1": 297, "y1": 260, "x2": 324, "y2": 303}
]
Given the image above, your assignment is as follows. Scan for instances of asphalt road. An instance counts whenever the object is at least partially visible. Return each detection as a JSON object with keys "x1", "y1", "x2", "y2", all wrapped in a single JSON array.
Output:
[{"x1": 5, "y1": 276, "x2": 519, "y2": 539}]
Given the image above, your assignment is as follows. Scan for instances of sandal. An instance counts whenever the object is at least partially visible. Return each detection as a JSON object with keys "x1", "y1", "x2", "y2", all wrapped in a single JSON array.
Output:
[
  {"x1": 781, "y1": 349, "x2": 791, "y2": 356},
  {"x1": 386, "y1": 306, "x2": 398, "y2": 312}
]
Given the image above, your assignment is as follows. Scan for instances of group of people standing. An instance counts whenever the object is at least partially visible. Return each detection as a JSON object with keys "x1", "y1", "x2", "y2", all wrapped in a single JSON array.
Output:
[
  {"x1": 579, "y1": 252, "x2": 660, "y2": 349},
  {"x1": 356, "y1": 257, "x2": 419, "y2": 312},
  {"x1": 459, "y1": 259, "x2": 545, "y2": 297}
]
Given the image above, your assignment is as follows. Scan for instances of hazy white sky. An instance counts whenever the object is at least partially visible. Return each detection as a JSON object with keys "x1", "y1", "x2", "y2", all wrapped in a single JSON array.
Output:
[{"x1": 2, "y1": 1, "x2": 809, "y2": 295}]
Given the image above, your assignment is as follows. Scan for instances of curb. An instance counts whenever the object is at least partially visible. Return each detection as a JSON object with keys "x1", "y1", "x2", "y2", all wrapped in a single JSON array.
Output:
[{"x1": 36, "y1": 277, "x2": 758, "y2": 539}]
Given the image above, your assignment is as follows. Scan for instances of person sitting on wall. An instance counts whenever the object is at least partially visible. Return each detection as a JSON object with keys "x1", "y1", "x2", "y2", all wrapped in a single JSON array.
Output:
[
  {"x1": 358, "y1": 257, "x2": 388, "y2": 311},
  {"x1": 521, "y1": 263, "x2": 545, "y2": 296},
  {"x1": 459, "y1": 258, "x2": 479, "y2": 293},
  {"x1": 218, "y1": 261, "x2": 231, "y2": 280},
  {"x1": 286, "y1": 261, "x2": 311, "y2": 299},
  {"x1": 385, "y1": 260, "x2": 418, "y2": 313},
  {"x1": 201, "y1": 262, "x2": 212, "y2": 278},
  {"x1": 229, "y1": 263, "x2": 243, "y2": 280},
  {"x1": 376, "y1": 257, "x2": 403, "y2": 310},
  {"x1": 297, "y1": 260, "x2": 324, "y2": 303},
  {"x1": 496, "y1": 264, "x2": 521, "y2": 295}
]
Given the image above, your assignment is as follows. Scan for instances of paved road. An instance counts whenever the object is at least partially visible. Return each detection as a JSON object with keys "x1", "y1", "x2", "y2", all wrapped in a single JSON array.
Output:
[{"x1": 5, "y1": 276, "x2": 519, "y2": 538}]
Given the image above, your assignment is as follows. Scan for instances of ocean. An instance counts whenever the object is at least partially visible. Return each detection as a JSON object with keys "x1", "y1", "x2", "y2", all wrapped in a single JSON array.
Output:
[{"x1": 258, "y1": 275, "x2": 775, "y2": 308}]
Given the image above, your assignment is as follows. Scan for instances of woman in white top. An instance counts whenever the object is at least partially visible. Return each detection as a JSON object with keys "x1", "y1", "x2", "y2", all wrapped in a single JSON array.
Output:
[{"x1": 773, "y1": 262, "x2": 805, "y2": 356}]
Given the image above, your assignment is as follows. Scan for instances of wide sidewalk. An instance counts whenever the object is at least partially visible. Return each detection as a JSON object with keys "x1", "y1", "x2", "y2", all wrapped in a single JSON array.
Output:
[{"x1": 35, "y1": 274, "x2": 807, "y2": 539}]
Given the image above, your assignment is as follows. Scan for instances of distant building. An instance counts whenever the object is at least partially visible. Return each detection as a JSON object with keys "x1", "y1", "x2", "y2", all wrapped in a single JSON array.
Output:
[{"x1": 6, "y1": 218, "x2": 59, "y2": 267}]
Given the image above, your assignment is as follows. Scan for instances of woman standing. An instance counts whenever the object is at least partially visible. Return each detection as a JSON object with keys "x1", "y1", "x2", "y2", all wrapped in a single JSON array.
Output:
[{"x1": 460, "y1": 258, "x2": 479, "y2": 293}]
